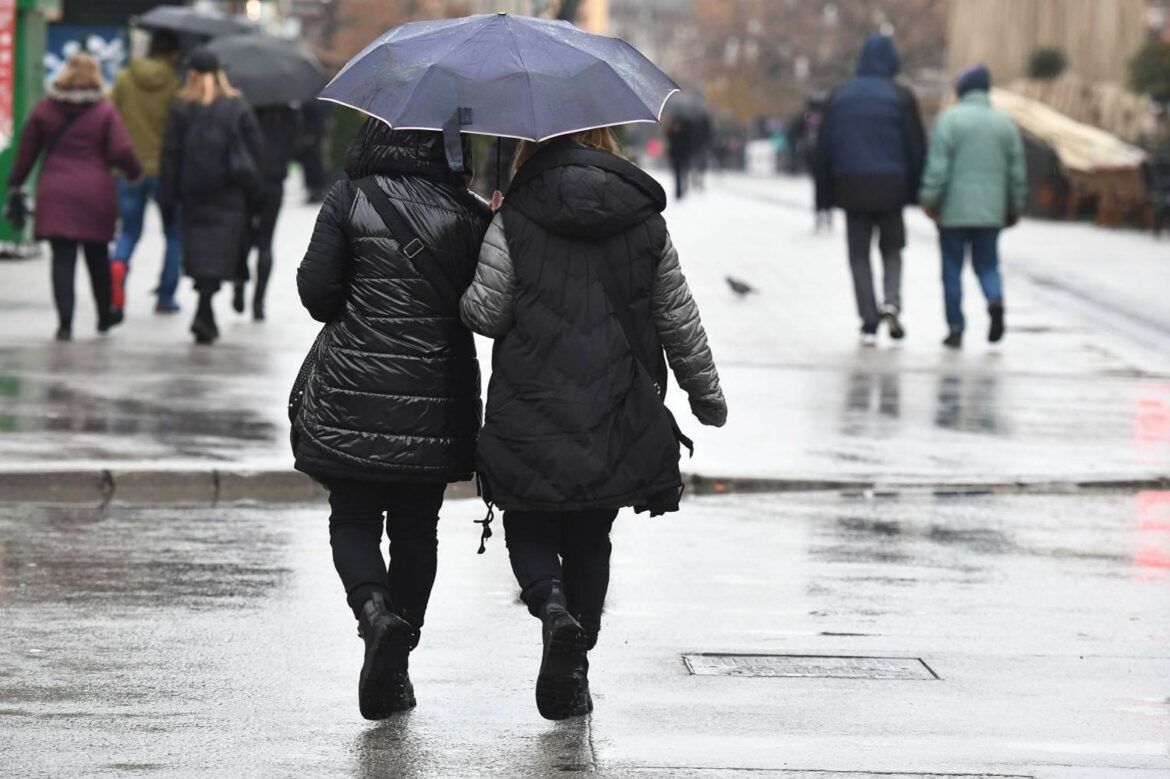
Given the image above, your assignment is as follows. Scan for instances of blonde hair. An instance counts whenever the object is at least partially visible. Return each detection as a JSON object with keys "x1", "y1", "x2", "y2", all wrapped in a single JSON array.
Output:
[
  {"x1": 53, "y1": 53, "x2": 104, "y2": 92},
  {"x1": 514, "y1": 127, "x2": 620, "y2": 173},
  {"x1": 179, "y1": 70, "x2": 241, "y2": 106}
]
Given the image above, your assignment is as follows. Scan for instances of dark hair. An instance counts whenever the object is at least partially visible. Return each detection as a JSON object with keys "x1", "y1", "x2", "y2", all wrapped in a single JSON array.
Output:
[{"x1": 148, "y1": 30, "x2": 181, "y2": 57}]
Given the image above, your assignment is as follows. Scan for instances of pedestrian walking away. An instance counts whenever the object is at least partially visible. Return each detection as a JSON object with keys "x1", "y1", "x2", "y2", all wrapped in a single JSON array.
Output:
[
  {"x1": 158, "y1": 49, "x2": 262, "y2": 345},
  {"x1": 5, "y1": 53, "x2": 142, "y2": 341},
  {"x1": 919, "y1": 64, "x2": 1026, "y2": 349},
  {"x1": 292, "y1": 119, "x2": 491, "y2": 720},
  {"x1": 110, "y1": 30, "x2": 183, "y2": 319},
  {"x1": 461, "y1": 129, "x2": 728, "y2": 721},
  {"x1": 234, "y1": 105, "x2": 302, "y2": 321},
  {"x1": 814, "y1": 33, "x2": 926, "y2": 345}
]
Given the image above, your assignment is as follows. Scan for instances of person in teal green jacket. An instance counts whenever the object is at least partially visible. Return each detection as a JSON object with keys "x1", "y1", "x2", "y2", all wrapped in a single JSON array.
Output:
[{"x1": 919, "y1": 64, "x2": 1026, "y2": 348}]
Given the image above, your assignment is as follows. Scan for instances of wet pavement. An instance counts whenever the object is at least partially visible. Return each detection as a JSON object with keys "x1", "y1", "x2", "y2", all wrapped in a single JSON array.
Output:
[
  {"x1": 1, "y1": 490, "x2": 1168, "y2": 776},
  {"x1": 0, "y1": 175, "x2": 1167, "y2": 485},
  {"x1": 0, "y1": 172, "x2": 1168, "y2": 776}
]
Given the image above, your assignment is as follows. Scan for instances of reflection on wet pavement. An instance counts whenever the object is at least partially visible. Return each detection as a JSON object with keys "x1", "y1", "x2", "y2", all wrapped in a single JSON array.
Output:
[{"x1": 2, "y1": 492, "x2": 1166, "y2": 776}]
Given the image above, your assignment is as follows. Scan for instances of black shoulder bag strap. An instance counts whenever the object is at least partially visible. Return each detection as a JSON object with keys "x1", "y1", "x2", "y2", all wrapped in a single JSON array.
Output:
[
  {"x1": 44, "y1": 103, "x2": 94, "y2": 160},
  {"x1": 593, "y1": 256, "x2": 694, "y2": 457},
  {"x1": 356, "y1": 176, "x2": 459, "y2": 315}
]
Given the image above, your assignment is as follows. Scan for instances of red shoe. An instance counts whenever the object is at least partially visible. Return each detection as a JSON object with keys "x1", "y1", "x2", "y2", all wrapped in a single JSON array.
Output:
[{"x1": 110, "y1": 260, "x2": 127, "y2": 310}]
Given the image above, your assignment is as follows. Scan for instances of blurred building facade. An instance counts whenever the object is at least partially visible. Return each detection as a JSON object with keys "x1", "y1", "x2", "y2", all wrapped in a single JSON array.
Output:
[{"x1": 946, "y1": 0, "x2": 1146, "y2": 84}]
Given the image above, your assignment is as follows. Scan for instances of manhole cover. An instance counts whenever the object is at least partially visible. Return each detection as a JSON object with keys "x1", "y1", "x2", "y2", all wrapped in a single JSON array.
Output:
[{"x1": 682, "y1": 653, "x2": 938, "y2": 680}]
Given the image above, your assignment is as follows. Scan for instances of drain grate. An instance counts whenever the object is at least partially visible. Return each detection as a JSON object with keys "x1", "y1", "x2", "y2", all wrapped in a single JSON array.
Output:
[{"x1": 682, "y1": 653, "x2": 938, "y2": 680}]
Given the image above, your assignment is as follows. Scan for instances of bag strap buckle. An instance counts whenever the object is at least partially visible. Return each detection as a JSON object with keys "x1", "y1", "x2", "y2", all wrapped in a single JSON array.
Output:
[{"x1": 402, "y1": 238, "x2": 425, "y2": 259}]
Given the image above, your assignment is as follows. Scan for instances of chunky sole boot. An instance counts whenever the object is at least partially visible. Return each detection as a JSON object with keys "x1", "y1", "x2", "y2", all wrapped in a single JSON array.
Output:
[
  {"x1": 535, "y1": 612, "x2": 591, "y2": 720},
  {"x1": 942, "y1": 331, "x2": 962, "y2": 349},
  {"x1": 358, "y1": 614, "x2": 417, "y2": 720},
  {"x1": 988, "y1": 303, "x2": 1005, "y2": 343}
]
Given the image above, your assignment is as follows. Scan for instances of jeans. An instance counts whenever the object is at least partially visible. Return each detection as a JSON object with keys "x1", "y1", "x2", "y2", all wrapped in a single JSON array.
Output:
[
  {"x1": 327, "y1": 479, "x2": 446, "y2": 633},
  {"x1": 939, "y1": 227, "x2": 1004, "y2": 331},
  {"x1": 49, "y1": 239, "x2": 110, "y2": 329},
  {"x1": 113, "y1": 176, "x2": 182, "y2": 304},
  {"x1": 845, "y1": 210, "x2": 905, "y2": 331},
  {"x1": 503, "y1": 509, "x2": 618, "y2": 649}
]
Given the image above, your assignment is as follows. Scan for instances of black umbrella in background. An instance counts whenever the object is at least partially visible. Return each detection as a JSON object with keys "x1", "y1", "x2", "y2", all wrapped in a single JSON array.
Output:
[
  {"x1": 133, "y1": 5, "x2": 258, "y2": 41},
  {"x1": 205, "y1": 34, "x2": 326, "y2": 107}
]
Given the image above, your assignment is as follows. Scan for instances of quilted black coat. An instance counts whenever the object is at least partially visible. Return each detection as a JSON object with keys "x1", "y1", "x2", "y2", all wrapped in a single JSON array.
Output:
[
  {"x1": 293, "y1": 123, "x2": 492, "y2": 484},
  {"x1": 463, "y1": 141, "x2": 714, "y2": 512}
]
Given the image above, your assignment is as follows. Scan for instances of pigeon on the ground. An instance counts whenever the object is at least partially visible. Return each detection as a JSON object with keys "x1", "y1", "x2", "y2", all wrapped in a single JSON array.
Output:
[{"x1": 725, "y1": 276, "x2": 758, "y2": 297}]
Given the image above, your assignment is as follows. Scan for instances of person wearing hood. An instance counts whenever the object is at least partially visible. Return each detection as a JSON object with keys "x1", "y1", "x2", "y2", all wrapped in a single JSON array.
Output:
[
  {"x1": 815, "y1": 33, "x2": 926, "y2": 345},
  {"x1": 460, "y1": 129, "x2": 727, "y2": 720},
  {"x1": 5, "y1": 53, "x2": 141, "y2": 341},
  {"x1": 110, "y1": 31, "x2": 183, "y2": 318},
  {"x1": 920, "y1": 64, "x2": 1025, "y2": 349},
  {"x1": 293, "y1": 119, "x2": 491, "y2": 720}
]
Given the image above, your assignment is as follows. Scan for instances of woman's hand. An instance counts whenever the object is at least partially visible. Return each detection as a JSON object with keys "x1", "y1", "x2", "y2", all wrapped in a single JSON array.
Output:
[{"x1": 490, "y1": 190, "x2": 504, "y2": 212}]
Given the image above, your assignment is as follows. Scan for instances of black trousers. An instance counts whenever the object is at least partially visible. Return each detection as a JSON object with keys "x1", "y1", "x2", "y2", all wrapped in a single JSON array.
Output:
[
  {"x1": 503, "y1": 509, "x2": 618, "y2": 648},
  {"x1": 240, "y1": 183, "x2": 284, "y2": 310},
  {"x1": 327, "y1": 479, "x2": 446, "y2": 632},
  {"x1": 845, "y1": 210, "x2": 905, "y2": 331},
  {"x1": 49, "y1": 239, "x2": 110, "y2": 329}
]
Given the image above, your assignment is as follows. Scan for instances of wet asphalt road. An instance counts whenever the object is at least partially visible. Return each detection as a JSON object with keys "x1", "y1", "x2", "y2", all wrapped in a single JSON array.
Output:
[{"x1": 2, "y1": 491, "x2": 1168, "y2": 777}]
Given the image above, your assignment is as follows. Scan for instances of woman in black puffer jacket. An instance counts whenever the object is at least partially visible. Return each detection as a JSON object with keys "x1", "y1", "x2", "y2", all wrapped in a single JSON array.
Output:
[{"x1": 294, "y1": 119, "x2": 490, "y2": 720}]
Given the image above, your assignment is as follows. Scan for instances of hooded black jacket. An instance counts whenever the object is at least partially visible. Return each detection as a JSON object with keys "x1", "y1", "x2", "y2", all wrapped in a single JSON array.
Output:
[
  {"x1": 814, "y1": 34, "x2": 926, "y2": 213},
  {"x1": 464, "y1": 141, "x2": 720, "y2": 512},
  {"x1": 293, "y1": 124, "x2": 492, "y2": 484}
]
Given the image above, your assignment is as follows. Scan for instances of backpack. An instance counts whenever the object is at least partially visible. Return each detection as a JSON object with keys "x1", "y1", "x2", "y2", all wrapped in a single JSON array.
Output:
[{"x1": 180, "y1": 101, "x2": 259, "y2": 195}]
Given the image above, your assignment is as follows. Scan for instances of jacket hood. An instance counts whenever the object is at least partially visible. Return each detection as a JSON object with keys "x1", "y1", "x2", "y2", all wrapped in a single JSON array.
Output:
[
  {"x1": 505, "y1": 141, "x2": 666, "y2": 240},
  {"x1": 856, "y1": 34, "x2": 900, "y2": 78},
  {"x1": 345, "y1": 120, "x2": 472, "y2": 186},
  {"x1": 128, "y1": 57, "x2": 179, "y2": 91}
]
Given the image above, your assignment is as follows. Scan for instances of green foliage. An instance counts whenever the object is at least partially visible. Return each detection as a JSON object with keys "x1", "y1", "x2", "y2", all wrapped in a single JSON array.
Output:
[
  {"x1": 1130, "y1": 40, "x2": 1170, "y2": 101},
  {"x1": 1027, "y1": 47, "x2": 1067, "y2": 80}
]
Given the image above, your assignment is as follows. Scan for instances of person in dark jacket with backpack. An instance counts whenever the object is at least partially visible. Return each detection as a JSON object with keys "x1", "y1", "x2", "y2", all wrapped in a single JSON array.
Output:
[
  {"x1": 233, "y1": 105, "x2": 301, "y2": 321},
  {"x1": 294, "y1": 119, "x2": 491, "y2": 720},
  {"x1": 460, "y1": 129, "x2": 727, "y2": 721},
  {"x1": 815, "y1": 33, "x2": 926, "y2": 345},
  {"x1": 158, "y1": 49, "x2": 262, "y2": 345},
  {"x1": 6, "y1": 53, "x2": 141, "y2": 341}
]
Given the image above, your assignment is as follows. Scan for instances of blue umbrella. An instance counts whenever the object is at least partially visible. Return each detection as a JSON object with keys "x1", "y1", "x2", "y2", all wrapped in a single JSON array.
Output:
[{"x1": 318, "y1": 13, "x2": 679, "y2": 145}]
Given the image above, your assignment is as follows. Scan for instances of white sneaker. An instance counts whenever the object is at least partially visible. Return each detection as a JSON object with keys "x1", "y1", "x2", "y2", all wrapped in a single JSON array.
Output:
[{"x1": 859, "y1": 333, "x2": 878, "y2": 347}]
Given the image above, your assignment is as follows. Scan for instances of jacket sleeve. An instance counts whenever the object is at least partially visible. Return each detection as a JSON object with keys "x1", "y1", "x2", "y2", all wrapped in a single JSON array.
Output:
[
  {"x1": 104, "y1": 105, "x2": 142, "y2": 181},
  {"x1": 158, "y1": 102, "x2": 183, "y2": 212},
  {"x1": 459, "y1": 212, "x2": 515, "y2": 338},
  {"x1": 652, "y1": 232, "x2": 727, "y2": 427},
  {"x1": 7, "y1": 103, "x2": 45, "y2": 189},
  {"x1": 900, "y1": 87, "x2": 927, "y2": 200},
  {"x1": 297, "y1": 181, "x2": 353, "y2": 323},
  {"x1": 239, "y1": 102, "x2": 264, "y2": 171},
  {"x1": 1007, "y1": 121, "x2": 1027, "y2": 217},
  {"x1": 918, "y1": 113, "x2": 953, "y2": 208}
]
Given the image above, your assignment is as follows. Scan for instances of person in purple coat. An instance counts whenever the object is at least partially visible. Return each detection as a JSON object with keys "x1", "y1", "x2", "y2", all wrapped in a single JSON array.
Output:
[{"x1": 6, "y1": 53, "x2": 142, "y2": 341}]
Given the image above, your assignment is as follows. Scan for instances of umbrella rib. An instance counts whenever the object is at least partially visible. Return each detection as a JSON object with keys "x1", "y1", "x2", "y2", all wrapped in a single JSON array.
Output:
[{"x1": 504, "y1": 20, "x2": 540, "y2": 143}]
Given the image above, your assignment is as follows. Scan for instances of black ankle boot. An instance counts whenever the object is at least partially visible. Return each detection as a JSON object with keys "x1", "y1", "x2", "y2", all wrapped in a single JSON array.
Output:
[
  {"x1": 988, "y1": 303, "x2": 1005, "y2": 343},
  {"x1": 356, "y1": 592, "x2": 418, "y2": 720},
  {"x1": 532, "y1": 582, "x2": 591, "y2": 720}
]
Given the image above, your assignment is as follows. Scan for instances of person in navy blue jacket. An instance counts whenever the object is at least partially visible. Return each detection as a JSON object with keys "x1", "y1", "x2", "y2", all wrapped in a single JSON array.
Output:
[{"x1": 815, "y1": 33, "x2": 926, "y2": 345}]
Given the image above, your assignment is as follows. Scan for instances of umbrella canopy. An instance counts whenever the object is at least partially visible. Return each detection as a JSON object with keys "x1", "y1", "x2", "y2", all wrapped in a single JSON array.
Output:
[
  {"x1": 319, "y1": 12, "x2": 679, "y2": 142},
  {"x1": 205, "y1": 34, "x2": 326, "y2": 107},
  {"x1": 133, "y1": 5, "x2": 258, "y2": 39}
]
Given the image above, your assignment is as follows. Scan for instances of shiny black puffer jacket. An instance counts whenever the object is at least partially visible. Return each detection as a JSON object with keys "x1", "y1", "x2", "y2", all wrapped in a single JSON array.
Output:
[{"x1": 293, "y1": 125, "x2": 492, "y2": 484}]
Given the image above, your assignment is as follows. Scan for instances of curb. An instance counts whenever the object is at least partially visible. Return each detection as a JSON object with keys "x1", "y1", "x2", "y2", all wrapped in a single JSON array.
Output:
[{"x1": 0, "y1": 469, "x2": 1167, "y2": 506}]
